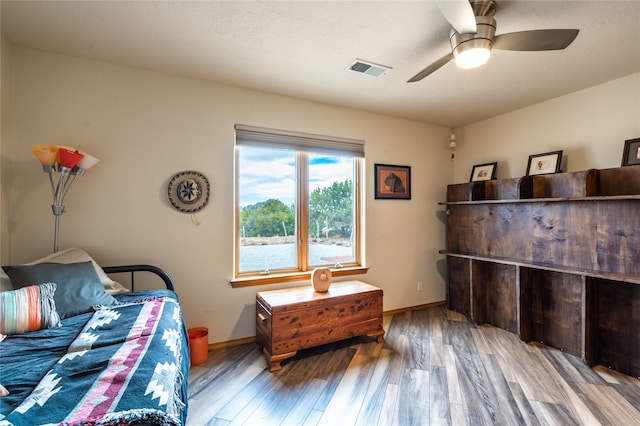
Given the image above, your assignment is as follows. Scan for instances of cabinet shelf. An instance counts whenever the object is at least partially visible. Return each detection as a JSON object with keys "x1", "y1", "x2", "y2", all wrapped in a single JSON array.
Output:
[
  {"x1": 443, "y1": 165, "x2": 640, "y2": 378},
  {"x1": 446, "y1": 165, "x2": 640, "y2": 203},
  {"x1": 439, "y1": 194, "x2": 640, "y2": 206},
  {"x1": 439, "y1": 250, "x2": 640, "y2": 286}
]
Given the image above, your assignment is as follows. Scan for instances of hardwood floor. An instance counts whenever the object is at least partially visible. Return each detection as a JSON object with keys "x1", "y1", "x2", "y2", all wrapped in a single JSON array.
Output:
[{"x1": 186, "y1": 306, "x2": 640, "y2": 425}]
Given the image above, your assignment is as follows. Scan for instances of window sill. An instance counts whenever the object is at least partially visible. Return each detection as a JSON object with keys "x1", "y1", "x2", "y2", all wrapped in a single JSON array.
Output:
[{"x1": 230, "y1": 266, "x2": 369, "y2": 288}]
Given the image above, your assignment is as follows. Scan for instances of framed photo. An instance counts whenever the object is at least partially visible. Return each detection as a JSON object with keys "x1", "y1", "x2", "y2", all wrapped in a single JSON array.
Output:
[
  {"x1": 621, "y1": 137, "x2": 640, "y2": 166},
  {"x1": 374, "y1": 163, "x2": 411, "y2": 200},
  {"x1": 469, "y1": 162, "x2": 498, "y2": 182},
  {"x1": 526, "y1": 150, "x2": 563, "y2": 176}
]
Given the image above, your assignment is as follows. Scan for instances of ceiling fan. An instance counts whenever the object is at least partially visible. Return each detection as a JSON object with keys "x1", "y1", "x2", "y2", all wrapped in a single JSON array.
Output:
[{"x1": 407, "y1": 0, "x2": 579, "y2": 82}]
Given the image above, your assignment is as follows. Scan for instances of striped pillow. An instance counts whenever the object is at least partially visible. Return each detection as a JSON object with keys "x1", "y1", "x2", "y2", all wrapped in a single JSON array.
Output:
[{"x1": 0, "y1": 283, "x2": 60, "y2": 335}]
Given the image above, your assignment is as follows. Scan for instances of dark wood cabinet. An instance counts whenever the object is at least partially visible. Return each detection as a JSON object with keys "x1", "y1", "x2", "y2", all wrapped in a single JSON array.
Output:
[{"x1": 442, "y1": 165, "x2": 640, "y2": 378}]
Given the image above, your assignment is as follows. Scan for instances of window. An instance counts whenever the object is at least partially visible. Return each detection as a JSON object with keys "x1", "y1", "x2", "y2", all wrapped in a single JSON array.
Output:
[{"x1": 233, "y1": 125, "x2": 365, "y2": 286}]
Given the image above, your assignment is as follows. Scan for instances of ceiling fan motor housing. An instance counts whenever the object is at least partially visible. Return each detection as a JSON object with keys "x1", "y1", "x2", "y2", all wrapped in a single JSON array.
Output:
[{"x1": 450, "y1": 16, "x2": 497, "y2": 65}]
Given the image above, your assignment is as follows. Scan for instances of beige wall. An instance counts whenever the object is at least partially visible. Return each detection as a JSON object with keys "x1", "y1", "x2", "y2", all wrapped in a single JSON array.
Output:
[
  {"x1": 4, "y1": 45, "x2": 638, "y2": 344},
  {"x1": 1, "y1": 37, "x2": 12, "y2": 265},
  {"x1": 453, "y1": 73, "x2": 640, "y2": 183},
  {"x1": 3, "y1": 47, "x2": 451, "y2": 343}
]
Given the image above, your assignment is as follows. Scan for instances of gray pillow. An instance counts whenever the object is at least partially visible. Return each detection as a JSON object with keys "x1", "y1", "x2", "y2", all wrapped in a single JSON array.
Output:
[{"x1": 3, "y1": 261, "x2": 118, "y2": 319}]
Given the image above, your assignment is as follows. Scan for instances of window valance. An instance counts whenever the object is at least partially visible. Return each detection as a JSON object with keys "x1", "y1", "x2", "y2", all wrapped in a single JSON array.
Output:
[{"x1": 234, "y1": 124, "x2": 365, "y2": 158}]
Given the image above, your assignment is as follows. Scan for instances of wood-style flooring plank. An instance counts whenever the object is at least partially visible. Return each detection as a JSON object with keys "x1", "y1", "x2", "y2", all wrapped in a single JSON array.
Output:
[
  {"x1": 536, "y1": 342, "x2": 601, "y2": 386},
  {"x1": 528, "y1": 401, "x2": 580, "y2": 426},
  {"x1": 449, "y1": 403, "x2": 465, "y2": 426},
  {"x1": 236, "y1": 347, "x2": 349, "y2": 426},
  {"x1": 429, "y1": 335, "x2": 445, "y2": 368},
  {"x1": 354, "y1": 348, "x2": 394, "y2": 426},
  {"x1": 578, "y1": 382, "x2": 640, "y2": 425},
  {"x1": 520, "y1": 345, "x2": 601, "y2": 426},
  {"x1": 186, "y1": 306, "x2": 640, "y2": 426},
  {"x1": 393, "y1": 368, "x2": 430, "y2": 426},
  {"x1": 376, "y1": 384, "x2": 398, "y2": 426},
  {"x1": 187, "y1": 348, "x2": 266, "y2": 425},
  {"x1": 446, "y1": 322, "x2": 500, "y2": 425},
  {"x1": 205, "y1": 418, "x2": 230, "y2": 426},
  {"x1": 593, "y1": 365, "x2": 640, "y2": 408},
  {"x1": 387, "y1": 334, "x2": 407, "y2": 386},
  {"x1": 317, "y1": 354, "x2": 376, "y2": 426},
  {"x1": 487, "y1": 327, "x2": 568, "y2": 405},
  {"x1": 470, "y1": 326, "x2": 493, "y2": 355},
  {"x1": 280, "y1": 379, "x2": 328, "y2": 426},
  {"x1": 309, "y1": 346, "x2": 359, "y2": 411},
  {"x1": 382, "y1": 312, "x2": 409, "y2": 348},
  {"x1": 478, "y1": 353, "x2": 527, "y2": 426},
  {"x1": 188, "y1": 344, "x2": 262, "y2": 397},
  {"x1": 428, "y1": 365, "x2": 451, "y2": 425},
  {"x1": 507, "y1": 381, "x2": 541, "y2": 426},
  {"x1": 215, "y1": 370, "x2": 278, "y2": 424},
  {"x1": 444, "y1": 344, "x2": 463, "y2": 408},
  {"x1": 301, "y1": 409, "x2": 323, "y2": 426},
  {"x1": 234, "y1": 377, "x2": 304, "y2": 426},
  {"x1": 406, "y1": 308, "x2": 432, "y2": 370},
  {"x1": 480, "y1": 327, "x2": 520, "y2": 384}
]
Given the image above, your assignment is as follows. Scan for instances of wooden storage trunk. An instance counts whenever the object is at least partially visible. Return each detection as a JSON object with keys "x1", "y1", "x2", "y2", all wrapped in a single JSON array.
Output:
[{"x1": 256, "y1": 280, "x2": 384, "y2": 371}]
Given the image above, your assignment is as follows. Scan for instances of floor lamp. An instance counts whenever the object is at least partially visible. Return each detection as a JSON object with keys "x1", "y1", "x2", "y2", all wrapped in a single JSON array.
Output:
[{"x1": 31, "y1": 145, "x2": 100, "y2": 253}]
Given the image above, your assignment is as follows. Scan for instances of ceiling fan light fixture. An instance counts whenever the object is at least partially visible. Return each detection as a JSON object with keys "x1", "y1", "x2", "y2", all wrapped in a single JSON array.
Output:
[
  {"x1": 454, "y1": 45, "x2": 491, "y2": 69},
  {"x1": 450, "y1": 15, "x2": 496, "y2": 69}
]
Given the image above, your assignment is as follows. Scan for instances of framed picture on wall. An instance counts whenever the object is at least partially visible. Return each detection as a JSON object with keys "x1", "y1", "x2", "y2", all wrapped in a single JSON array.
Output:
[
  {"x1": 374, "y1": 163, "x2": 411, "y2": 200},
  {"x1": 621, "y1": 137, "x2": 640, "y2": 166},
  {"x1": 526, "y1": 150, "x2": 563, "y2": 176},
  {"x1": 469, "y1": 162, "x2": 498, "y2": 182}
]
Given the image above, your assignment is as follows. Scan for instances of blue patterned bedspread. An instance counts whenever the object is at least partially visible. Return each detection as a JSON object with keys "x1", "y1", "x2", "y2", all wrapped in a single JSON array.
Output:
[{"x1": 0, "y1": 291, "x2": 189, "y2": 426}]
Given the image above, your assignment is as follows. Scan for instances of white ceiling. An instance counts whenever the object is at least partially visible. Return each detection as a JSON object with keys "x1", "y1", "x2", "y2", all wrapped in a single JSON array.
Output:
[{"x1": 2, "y1": 1, "x2": 639, "y2": 128}]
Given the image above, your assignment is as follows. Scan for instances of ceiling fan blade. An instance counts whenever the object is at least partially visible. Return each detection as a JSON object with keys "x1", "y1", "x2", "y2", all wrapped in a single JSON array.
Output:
[
  {"x1": 437, "y1": 0, "x2": 477, "y2": 35},
  {"x1": 493, "y1": 29, "x2": 579, "y2": 51},
  {"x1": 407, "y1": 52, "x2": 454, "y2": 82}
]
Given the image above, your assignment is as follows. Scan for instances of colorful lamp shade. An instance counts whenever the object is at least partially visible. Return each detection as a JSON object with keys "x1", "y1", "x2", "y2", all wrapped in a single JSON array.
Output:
[
  {"x1": 58, "y1": 148, "x2": 84, "y2": 169},
  {"x1": 76, "y1": 151, "x2": 100, "y2": 171},
  {"x1": 31, "y1": 145, "x2": 60, "y2": 167}
]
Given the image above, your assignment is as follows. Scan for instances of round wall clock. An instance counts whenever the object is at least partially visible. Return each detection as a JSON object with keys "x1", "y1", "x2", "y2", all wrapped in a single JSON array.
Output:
[{"x1": 167, "y1": 170, "x2": 210, "y2": 213}]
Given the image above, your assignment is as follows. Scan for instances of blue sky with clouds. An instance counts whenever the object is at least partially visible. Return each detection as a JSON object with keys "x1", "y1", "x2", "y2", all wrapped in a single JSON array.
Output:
[{"x1": 238, "y1": 147, "x2": 354, "y2": 207}]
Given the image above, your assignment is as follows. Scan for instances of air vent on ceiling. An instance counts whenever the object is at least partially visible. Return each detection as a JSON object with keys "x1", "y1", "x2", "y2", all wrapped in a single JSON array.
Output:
[{"x1": 347, "y1": 59, "x2": 391, "y2": 77}]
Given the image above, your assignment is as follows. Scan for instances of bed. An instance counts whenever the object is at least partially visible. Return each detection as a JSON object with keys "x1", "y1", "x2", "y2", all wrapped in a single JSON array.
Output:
[{"x1": 0, "y1": 249, "x2": 190, "y2": 426}]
